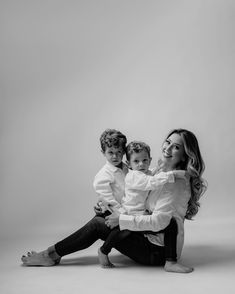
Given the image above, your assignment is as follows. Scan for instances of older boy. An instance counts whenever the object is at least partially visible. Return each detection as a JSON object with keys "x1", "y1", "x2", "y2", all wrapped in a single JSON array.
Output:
[{"x1": 93, "y1": 128, "x2": 128, "y2": 216}]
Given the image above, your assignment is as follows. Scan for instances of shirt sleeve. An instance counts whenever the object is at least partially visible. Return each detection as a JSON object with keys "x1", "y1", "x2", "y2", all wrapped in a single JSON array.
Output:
[
  {"x1": 93, "y1": 171, "x2": 122, "y2": 209},
  {"x1": 125, "y1": 170, "x2": 175, "y2": 191},
  {"x1": 119, "y1": 188, "x2": 174, "y2": 232},
  {"x1": 119, "y1": 178, "x2": 190, "y2": 233}
]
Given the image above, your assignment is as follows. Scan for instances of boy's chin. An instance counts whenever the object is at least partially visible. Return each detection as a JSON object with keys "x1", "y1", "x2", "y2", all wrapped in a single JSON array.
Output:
[
  {"x1": 113, "y1": 161, "x2": 122, "y2": 167},
  {"x1": 113, "y1": 162, "x2": 120, "y2": 166}
]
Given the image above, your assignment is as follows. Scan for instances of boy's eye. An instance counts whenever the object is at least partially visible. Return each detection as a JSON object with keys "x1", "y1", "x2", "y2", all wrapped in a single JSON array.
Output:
[{"x1": 174, "y1": 145, "x2": 180, "y2": 150}]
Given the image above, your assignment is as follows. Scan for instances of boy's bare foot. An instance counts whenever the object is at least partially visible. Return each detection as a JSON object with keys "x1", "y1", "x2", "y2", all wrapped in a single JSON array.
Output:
[
  {"x1": 21, "y1": 250, "x2": 55, "y2": 266},
  {"x1": 164, "y1": 261, "x2": 194, "y2": 273},
  {"x1": 98, "y1": 248, "x2": 115, "y2": 268}
]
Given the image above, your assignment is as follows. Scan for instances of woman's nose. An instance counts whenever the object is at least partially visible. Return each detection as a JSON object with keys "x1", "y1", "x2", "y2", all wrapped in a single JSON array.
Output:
[{"x1": 165, "y1": 144, "x2": 172, "y2": 152}]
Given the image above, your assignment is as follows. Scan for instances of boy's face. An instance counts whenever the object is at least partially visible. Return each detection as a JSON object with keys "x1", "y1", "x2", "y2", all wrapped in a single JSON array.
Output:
[
  {"x1": 128, "y1": 151, "x2": 151, "y2": 174},
  {"x1": 103, "y1": 146, "x2": 125, "y2": 167}
]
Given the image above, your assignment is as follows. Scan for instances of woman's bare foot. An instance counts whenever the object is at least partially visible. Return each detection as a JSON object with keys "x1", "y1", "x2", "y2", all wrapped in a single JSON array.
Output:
[
  {"x1": 164, "y1": 261, "x2": 194, "y2": 273},
  {"x1": 21, "y1": 250, "x2": 55, "y2": 266},
  {"x1": 98, "y1": 248, "x2": 115, "y2": 268}
]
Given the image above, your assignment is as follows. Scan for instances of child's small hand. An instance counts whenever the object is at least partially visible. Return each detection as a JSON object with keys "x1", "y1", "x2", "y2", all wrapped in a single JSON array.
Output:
[
  {"x1": 105, "y1": 211, "x2": 120, "y2": 229},
  {"x1": 151, "y1": 167, "x2": 158, "y2": 176},
  {"x1": 94, "y1": 202, "x2": 104, "y2": 216},
  {"x1": 173, "y1": 170, "x2": 186, "y2": 178}
]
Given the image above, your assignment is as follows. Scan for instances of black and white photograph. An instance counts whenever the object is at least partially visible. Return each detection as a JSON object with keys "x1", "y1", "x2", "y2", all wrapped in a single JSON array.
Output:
[{"x1": 1, "y1": 0, "x2": 234, "y2": 293}]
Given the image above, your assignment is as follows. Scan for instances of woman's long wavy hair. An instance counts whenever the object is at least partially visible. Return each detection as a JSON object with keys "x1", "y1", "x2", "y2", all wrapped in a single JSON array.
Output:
[{"x1": 163, "y1": 129, "x2": 207, "y2": 220}]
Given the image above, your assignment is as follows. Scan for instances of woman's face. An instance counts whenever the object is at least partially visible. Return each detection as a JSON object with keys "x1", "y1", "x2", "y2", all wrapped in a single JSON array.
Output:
[{"x1": 161, "y1": 133, "x2": 186, "y2": 169}]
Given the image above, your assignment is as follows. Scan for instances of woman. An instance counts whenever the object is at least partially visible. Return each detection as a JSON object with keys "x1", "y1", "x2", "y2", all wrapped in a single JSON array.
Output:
[{"x1": 21, "y1": 129, "x2": 207, "y2": 273}]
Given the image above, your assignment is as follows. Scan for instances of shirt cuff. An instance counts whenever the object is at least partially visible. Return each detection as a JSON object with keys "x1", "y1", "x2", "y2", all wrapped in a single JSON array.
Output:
[
  {"x1": 167, "y1": 171, "x2": 175, "y2": 183},
  {"x1": 119, "y1": 214, "x2": 135, "y2": 231},
  {"x1": 118, "y1": 207, "x2": 127, "y2": 214}
]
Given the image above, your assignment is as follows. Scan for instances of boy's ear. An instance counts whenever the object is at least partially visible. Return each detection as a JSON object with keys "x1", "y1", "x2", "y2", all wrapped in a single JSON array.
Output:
[{"x1": 149, "y1": 157, "x2": 152, "y2": 164}]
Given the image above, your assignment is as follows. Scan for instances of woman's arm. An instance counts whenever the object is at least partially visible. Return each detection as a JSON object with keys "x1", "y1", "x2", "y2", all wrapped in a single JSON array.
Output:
[
  {"x1": 118, "y1": 179, "x2": 190, "y2": 232},
  {"x1": 106, "y1": 178, "x2": 190, "y2": 232},
  {"x1": 105, "y1": 193, "x2": 174, "y2": 231}
]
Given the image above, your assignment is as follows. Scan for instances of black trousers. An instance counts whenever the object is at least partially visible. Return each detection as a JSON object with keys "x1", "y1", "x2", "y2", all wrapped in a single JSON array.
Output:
[
  {"x1": 54, "y1": 216, "x2": 177, "y2": 266},
  {"x1": 100, "y1": 218, "x2": 177, "y2": 263}
]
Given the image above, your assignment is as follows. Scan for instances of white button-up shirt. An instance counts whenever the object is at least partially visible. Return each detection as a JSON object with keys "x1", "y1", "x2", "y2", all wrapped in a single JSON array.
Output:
[
  {"x1": 122, "y1": 169, "x2": 175, "y2": 215},
  {"x1": 93, "y1": 161, "x2": 129, "y2": 211}
]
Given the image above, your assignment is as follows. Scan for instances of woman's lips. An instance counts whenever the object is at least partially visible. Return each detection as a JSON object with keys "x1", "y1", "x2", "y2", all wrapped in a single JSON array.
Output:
[{"x1": 163, "y1": 151, "x2": 172, "y2": 158}]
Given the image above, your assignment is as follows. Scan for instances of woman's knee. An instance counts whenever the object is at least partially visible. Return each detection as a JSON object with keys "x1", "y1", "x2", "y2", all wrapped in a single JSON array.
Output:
[{"x1": 90, "y1": 216, "x2": 110, "y2": 239}]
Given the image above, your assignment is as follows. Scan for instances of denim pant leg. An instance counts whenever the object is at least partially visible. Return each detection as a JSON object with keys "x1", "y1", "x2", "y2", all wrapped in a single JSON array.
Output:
[
  {"x1": 112, "y1": 218, "x2": 178, "y2": 265},
  {"x1": 53, "y1": 216, "x2": 166, "y2": 266},
  {"x1": 100, "y1": 227, "x2": 131, "y2": 255},
  {"x1": 54, "y1": 216, "x2": 111, "y2": 257},
  {"x1": 163, "y1": 218, "x2": 178, "y2": 262},
  {"x1": 114, "y1": 232, "x2": 165, "y2": 265}
]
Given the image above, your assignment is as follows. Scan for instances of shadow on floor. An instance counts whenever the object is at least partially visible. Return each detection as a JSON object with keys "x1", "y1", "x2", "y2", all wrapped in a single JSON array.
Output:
[
  {"x1": 59, "y1": 253, "x2": 135, "y2": 268},
  {"x1": 182, "y1": 244, "x2": 235, "y2": 267},
  {"x1": 58, "y1": 244, "x2": 235, "y2": 268}
]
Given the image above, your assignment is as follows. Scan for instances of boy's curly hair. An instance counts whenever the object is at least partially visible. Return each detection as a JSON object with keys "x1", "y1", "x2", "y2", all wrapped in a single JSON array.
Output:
[
  {"x1": 100, "y1": 129, "x2": 127, "y2": 152},
  {"x1": 126, "y1": 141, "x2": 151, "y2": 161}
]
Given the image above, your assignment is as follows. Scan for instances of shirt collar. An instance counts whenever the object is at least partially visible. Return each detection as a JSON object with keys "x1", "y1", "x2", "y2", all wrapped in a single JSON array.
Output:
[{"x1": 105, "y1": 161, "x2": 127, "y2": 173}]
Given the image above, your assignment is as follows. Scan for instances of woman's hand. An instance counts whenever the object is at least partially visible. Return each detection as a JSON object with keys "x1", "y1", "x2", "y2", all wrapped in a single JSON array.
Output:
[{"x1": 105, "y1": 211, "x2": 120, "y2": 229}]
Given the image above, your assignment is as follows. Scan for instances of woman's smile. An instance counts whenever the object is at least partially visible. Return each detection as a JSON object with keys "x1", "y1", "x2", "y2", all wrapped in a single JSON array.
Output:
[
  {"x1": 163, "y1": 151, "x2": 172, "y2": 158},
  {"x1": 161, "y1": 133, "x2": 185, "y2": 169}
]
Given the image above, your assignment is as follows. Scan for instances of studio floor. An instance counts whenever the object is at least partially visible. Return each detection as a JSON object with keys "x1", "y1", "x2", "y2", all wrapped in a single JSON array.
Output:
[{"x1": 1, "y1": 218, "x2": 234, "y2": 294}]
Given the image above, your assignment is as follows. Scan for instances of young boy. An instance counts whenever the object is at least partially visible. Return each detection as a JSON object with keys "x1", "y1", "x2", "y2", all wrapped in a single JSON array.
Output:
[
  {"x1": 98, "y1": 141, "x2": 186, "y2": 268},
  {"x1": 93, "y1": 129, "x2": 129, "y2": 216}
]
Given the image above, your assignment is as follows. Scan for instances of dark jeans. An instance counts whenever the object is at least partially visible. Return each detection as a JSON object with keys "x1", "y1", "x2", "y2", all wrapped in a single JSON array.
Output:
[
  {"x1": 100, "y1": 218, "x2": 177, "y2": 262},
  {"x1": 54, "y1": 216, "x2": 177, "y2": 265},
  {"x1": 100, "y1": 227, "x2": 131, "y2": 255}
]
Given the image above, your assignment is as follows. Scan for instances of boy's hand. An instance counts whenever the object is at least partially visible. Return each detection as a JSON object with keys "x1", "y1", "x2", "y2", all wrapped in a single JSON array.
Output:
[
  {"x1": 101, "y1": 199, "x2": 115, "y2": 213},
  {"x1": 94, "y1": 202, "x2": 104, "y2": 216}
]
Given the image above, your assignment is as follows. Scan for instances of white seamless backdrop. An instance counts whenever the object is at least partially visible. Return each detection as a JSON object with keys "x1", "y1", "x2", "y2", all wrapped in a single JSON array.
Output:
[{"x1": 1, "y1": 0, "x2": 235, "y2": 240}]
